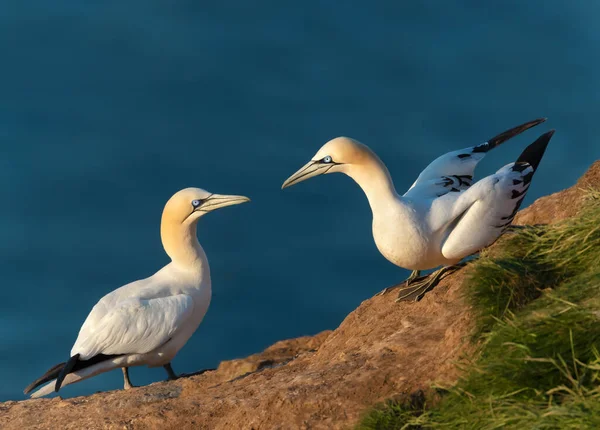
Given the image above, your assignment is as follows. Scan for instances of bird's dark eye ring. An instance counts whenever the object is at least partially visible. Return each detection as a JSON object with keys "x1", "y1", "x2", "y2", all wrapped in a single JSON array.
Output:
[
  {"x1": 322, "y1": 156, "x2": 333, "y2": 163},
  {"x1": 192, "y1": 199, "x2": 202, "y2": 208}
]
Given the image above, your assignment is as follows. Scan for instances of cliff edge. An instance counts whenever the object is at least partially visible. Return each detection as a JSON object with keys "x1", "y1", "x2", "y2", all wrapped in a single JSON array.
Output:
[{"x1": 2, "y1": 161, "x2": 599, "y2": 430}]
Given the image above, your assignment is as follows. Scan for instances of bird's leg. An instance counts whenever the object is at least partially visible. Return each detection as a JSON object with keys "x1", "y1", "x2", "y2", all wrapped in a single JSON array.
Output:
[
  {"x1": 396, "y1": 263, "x2": 466, "y2": 302},
  {"x1": 376, "y1": 270, "x2": 422, "y2": 296},
  {"x1": 164, "y1": 363, "x2": 179, "y2": 381},
  {"x1": 406, "y1": 269, "x2": 422, "y2": 284},
  {"x1": 122, "y1": 367, "x2": 135, "y2": 390}
]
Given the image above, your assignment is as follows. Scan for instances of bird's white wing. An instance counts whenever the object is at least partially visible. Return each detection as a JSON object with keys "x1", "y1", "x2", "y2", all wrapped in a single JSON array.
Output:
[
  {"x1": 435, "y1": 162, "x2": 534, "y2": 261},
  {"x1": 72, "y1": 266, "x2": 181, "y2": 345},
  {"x1": 71, "y1": 294, "x2": 194, "y2": 360},
  {"x1": 404, "y1": 118, "x2": 546, "y2": 200},
  {"x1": 403, "y1": 146, "x2": 479, "y2": 199}
]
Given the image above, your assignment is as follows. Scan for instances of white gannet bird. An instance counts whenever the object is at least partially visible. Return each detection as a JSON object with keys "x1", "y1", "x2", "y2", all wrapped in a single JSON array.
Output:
[
  {"x1": 24, "y1": 188, "x2": 249, "y2": 398},
  {"x1": 282, "y1": 119, "x2": 553, "y2": 301}
]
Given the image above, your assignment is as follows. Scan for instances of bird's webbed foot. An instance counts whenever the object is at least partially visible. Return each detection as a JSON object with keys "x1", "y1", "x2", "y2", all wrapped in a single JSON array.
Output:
[
  {"x1": 395, "y1": 263, "x2": 465, "y2": 302},
  {"x1": 375, "y1": 269, "x2": 423, "y2": 296}
]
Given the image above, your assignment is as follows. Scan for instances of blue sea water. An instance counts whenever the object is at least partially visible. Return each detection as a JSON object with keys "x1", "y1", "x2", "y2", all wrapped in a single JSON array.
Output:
[{"x1": 1, "y1": 1, "x2": 599, "y2": 401}]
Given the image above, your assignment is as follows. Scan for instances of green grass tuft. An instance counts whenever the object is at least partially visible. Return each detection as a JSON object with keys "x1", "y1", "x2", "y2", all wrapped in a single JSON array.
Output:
[
  {"x1": 356, "y1": 391, "x2": 427, "y2": 430},
  {"x1": 357, "y1": 191, "x2": 600, "y2": 429},
  {"x1": 467, "y1": 190, "x2": 600, "y2": 333}
]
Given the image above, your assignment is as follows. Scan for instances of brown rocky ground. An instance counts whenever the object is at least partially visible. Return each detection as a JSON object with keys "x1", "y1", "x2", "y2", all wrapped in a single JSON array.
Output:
[{"x1": 2, "y1": 161, "x2": 598, "y2": 430}]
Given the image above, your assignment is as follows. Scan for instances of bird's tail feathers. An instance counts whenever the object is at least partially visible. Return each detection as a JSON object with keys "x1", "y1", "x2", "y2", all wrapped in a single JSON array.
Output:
[{"x1": 26, "y1": 353, "x2": 123, "y2": 398}]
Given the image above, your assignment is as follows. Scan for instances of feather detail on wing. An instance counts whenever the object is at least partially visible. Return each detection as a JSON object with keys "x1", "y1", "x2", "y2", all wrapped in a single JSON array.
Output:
[
  {"x1": 437, "y1": 130, "x2": 553, "y2": 261},
  {"x1": 71, "y1": 294, "x2": 194, "y2": 360},
  {"x1": 403, "y1": 118, "x2": 546, "y2": 200}
]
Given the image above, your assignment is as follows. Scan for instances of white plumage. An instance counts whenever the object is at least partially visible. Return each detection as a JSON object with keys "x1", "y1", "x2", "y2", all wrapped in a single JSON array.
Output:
[
  {"x1": 283, "y1": 119, "x2": 553, "y2": 300},
  {"x1": 25, "y1": 188, "x2": 249, "y2": 398},
  {"x1": 73, "y1": 286, "x2": 197, "y2": 360}
]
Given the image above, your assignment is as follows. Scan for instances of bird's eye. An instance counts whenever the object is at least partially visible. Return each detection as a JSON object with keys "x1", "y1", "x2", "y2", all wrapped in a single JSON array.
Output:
[
  {"x1": 192, "y1": 199, "x2": 202, "y2": 208},
  {"x1": 322, "y1": 156, "x2": 333, "y2": 163}
]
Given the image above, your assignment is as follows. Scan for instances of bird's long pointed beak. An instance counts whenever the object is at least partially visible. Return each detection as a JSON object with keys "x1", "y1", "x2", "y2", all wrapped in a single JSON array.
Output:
[
  {"x1": 201, "y1": 194, "x2": 250, "y2": 211},
  {"x1": 282, "y1": 160, "x2": 331, "y2": 189},
  {"x1": 486, "y1": 117, "x2": 547, "y2": 149}
]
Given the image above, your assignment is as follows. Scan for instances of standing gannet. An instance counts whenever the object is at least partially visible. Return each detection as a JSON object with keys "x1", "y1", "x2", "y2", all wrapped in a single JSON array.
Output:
[
  {"x1": 282, "y1": 119, "x2": 553, "y2": 301},
  {"x1": 24, "y1": 188, "x2": 249, "y2": 398}
]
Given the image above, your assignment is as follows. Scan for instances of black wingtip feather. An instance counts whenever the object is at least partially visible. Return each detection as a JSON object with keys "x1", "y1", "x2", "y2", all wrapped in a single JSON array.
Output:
[
  {"x1": 23, "y1": 362, "x2": 66, "y2": 395},
  {"x1": 55, "y1": 354, "x2": 80, "y2": 392},
  {"x1": 516, "y1": 129, "x2": 555, "y2": 171},
  {"x1": 25, "y1": 353, "x2": 124, "y2": 395},
  {"x1": 475, "y1": 117, "x2": 547, "y2": 153}
]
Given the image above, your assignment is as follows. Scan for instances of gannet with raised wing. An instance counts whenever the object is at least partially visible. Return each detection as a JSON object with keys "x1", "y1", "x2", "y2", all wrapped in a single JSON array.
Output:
[
  {"x1": 282, "y1": 119, "x2": 553, "y2": 301},
  {"x1": 24, "y1": 188, "x2": 249, "y2": 398}
]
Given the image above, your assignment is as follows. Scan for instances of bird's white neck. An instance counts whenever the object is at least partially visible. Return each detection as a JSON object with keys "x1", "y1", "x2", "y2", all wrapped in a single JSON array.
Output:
[
  {"x1": 343, "y1": 152, "x2": 403, "y2": 214},
  {"x1": 161, "y1": 221, "x2": 209, "y2": 272}
]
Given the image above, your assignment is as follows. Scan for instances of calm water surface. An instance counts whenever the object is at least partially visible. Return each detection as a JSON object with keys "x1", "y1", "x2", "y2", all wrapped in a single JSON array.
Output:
[{"x1": 1, "y1": 1, "x2": 599, "y2": 400}]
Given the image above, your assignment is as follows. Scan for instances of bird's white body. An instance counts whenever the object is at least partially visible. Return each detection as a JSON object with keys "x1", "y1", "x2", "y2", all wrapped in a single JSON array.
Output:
[
  {"x1": 356, "y1": 154, "x2": 532, "y2": 271},
  {"x1": 73, "y1": 260, "x2": 212, "y2": 367},
  {"x1": 28, "y1": 188, "x2": 249, "y2": 398},
  {"x1": 31, "y1": 263, "x2": 211, "y2": 398},
  {"x1": 282, "y1": 119, "x2": 550, "y2": 275},
  {"x1": 371, "y1": 199, "x2": 446, "y2": 270}
]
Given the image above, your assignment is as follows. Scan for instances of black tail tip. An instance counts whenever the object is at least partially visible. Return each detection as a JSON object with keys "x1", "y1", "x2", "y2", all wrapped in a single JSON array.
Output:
[
  {"x1": 516, "y1": 129, "x2": 555, "y2": 171},
  {"x1": 55, "y1": 354, "x2": 80, "y2": 393}
]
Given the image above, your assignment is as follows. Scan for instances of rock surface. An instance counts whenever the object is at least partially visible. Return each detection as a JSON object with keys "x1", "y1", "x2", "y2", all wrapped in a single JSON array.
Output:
[{"x1": 2, "y1": 162, "x2": 598, "y2": 430}]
